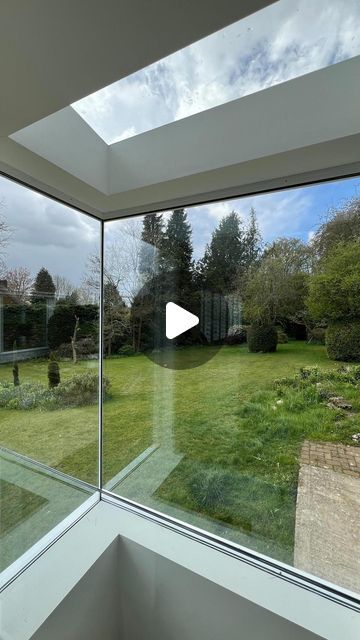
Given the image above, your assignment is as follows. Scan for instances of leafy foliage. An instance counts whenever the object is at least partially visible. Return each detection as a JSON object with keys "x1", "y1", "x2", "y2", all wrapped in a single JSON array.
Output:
[
  {"x1": 326, "y1": 322, "x2": 360, "y2": 362},
  {"x1": 53, "y1": 372, "x2": 109, "y2": 407},
  {"x1": 307, "y1": 241, "x2": 360, "y2": 323},
  {"x1": 248, "y1": 324, "x2": 278, "y2": 353},
  {"x1": 226, "y1": 325, "x2": 247, "y2": 345},
  {"x1": 312, "y1": 196, "x2": 360, "y2": 260},
  {"x1": 0, "y1": 372, "x2": 109, "y2": 410},
  {"x1": 244, "y1": 238, "x2": 311, "y2": 326},
  {"x1": 47, "y1": 304, "x2": 98, "y2": 350},
  {"x1": 48, "y1": 356, "x2": 60, "y2": 388},
  {"x1": 0, "y1": 381, "x2": 55, "y2": 410},
  {"x1": 31, "y1": 267, "x2": 55, "y2": 303}
]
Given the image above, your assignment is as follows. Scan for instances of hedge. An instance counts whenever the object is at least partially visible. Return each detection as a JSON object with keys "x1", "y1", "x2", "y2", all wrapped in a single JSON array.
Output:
[
  {"x1": 48, "y1": 304, "x2": 98, "y2": 350},
  {"x1": 248, "y1": 324, "x2": 278, "y2": 353},
  {"x1": 326, "y1": 322, "x2": 360, "y2": 362}
]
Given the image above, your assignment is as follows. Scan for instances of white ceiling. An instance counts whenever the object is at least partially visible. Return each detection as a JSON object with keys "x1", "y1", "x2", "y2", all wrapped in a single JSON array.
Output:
[
  {"x1": 0, "y1": 0, "x2": 273, "y2": 136},
  {"x1": 0, "y1": 0, "x2": 359, "y2": 221}
]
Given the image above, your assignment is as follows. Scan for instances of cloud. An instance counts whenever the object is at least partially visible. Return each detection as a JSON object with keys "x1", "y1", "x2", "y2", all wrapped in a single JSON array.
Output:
[
  {"x1": 72, "y1": 0, "x2": 360, "y2": 143},
  {"x1": 0, "y1": 176, "x2": 99, "y2": 284}
]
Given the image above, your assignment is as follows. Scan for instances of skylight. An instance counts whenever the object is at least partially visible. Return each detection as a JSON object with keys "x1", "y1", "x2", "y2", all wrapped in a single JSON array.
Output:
[{"x1": 73, "y1": 0, "x2": 360, "y2": 145}]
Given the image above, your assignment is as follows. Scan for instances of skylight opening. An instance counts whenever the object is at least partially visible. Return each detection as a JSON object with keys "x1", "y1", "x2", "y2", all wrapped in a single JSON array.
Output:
[{"x1": 72, "y1": 0, "x2": 360, "y2": 145}]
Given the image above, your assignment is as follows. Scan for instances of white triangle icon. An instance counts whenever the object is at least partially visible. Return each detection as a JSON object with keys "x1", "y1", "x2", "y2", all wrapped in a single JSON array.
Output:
[{"x1": 166, "y1": 302, "x2": 199, "y2": 340}]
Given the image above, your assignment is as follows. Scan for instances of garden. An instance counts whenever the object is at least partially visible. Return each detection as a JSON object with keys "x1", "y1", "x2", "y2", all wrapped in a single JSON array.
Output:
[{"x1": 1, "y1": 193, "x2": 360, "y2": 564}]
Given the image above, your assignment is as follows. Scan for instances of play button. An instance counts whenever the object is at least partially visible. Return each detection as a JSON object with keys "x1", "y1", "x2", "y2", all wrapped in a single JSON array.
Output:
[{"x1": 166, "y1": 302, "x2": 199, "y2": 340}]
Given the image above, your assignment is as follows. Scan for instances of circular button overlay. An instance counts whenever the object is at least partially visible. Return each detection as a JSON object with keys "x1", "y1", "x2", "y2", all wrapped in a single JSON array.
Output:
[{"x1": 132, "y1": 275, "x2": 241, "y2": 370}]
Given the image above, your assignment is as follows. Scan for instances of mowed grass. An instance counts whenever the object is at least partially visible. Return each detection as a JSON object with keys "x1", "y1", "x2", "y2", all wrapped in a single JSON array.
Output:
[{"x1": 1, "y1": 342, "x2": 358, "y2": 561}]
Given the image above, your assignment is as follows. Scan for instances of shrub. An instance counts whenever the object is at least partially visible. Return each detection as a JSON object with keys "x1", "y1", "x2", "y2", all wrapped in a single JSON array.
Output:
[
  {"x1": 12, "y1": 363, "x2": 20, "y2": 386},
  {"x1": 189, "y1": 468, "x2": 234, "y2": 510},
  {"x1": 226, "y1": 325, "x2": 247, "y2": 345},
  {"x1": 53, "y1": 372, "x2": 110, "y2": 407},
  {"x1": 0, "y1": 381, "x2": 55, "y2": 410},
  {"x1": 48, "y1": 304, "x2": 98, "y2": 350},
  {"x1": 55, "y1": 337, "x2": 97, "y2": 359},
  {"x1": 308, "y1": 327, "x2": 326, "y2": 344},
  {"x1": 277, "y1": 330, "x2": 288, "y2": 344},
  {"x1": 48, "y1": 355, "x2": 60, "y2": 388},
  {"x1": 118, "y1": 344, "x2": 136, "y2": 357},
  {"x1": 248, "y1": 324, "x2": 278, "y2": 353},
  {"x1": 326, "y1": 322, "x2": 360, "y2": 362}
]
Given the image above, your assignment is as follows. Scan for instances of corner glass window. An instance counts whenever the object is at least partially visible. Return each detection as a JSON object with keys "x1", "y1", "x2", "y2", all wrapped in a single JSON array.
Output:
[
  {"x1": 103, "y1": 175, "x2": 360, "y2": 595},
  {"x1": 0, "y1": 176, "x2": 100, "y2": 572}
]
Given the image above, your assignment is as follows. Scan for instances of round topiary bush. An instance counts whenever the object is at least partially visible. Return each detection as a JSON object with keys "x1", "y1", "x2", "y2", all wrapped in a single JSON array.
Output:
[
  {"x1": 248, "y1": 324, "x2": 278, "y2": 353},
  {"x1": 326, "y1": 322, "x2": 360, "y2": 362}
]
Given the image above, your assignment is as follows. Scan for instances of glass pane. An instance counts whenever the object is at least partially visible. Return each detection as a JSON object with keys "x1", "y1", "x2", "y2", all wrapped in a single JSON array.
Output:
[
  {"x1": 73, "y1": 0, "x2": 360, "y2": 143},
  {"x1": 103, "y1": 175, "x2": 360, "y2": 595},
  {"x1": 0, "y1": 176, "x2": 100, "y2": 572}
]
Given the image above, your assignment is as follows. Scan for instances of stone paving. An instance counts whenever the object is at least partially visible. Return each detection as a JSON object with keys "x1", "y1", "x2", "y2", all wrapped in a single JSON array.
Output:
[
  {"x1": 300, "y1": 440, "x2": 360, "y2": 477},
  {"x1": 295, "y1": 440, "x2": 360, "y2": 593}
]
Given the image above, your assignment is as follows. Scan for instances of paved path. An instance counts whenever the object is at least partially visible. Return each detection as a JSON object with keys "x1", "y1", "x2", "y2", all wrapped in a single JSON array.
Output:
[{"x1": 295, "y1": 441, "x2": 360, "y2": 593}]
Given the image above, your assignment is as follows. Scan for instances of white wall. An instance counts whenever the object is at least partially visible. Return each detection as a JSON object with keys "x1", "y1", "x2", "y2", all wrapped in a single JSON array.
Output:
[{"x1": 31, "y1": 536, "x2": 322, "y2": 640}]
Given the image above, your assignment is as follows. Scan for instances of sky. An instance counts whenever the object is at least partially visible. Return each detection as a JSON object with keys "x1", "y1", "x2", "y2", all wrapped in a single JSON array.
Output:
[
  {"x1": 72, "y1": 0, "x2": 360, "y2": 144},
  {"x1": 1, "y1": 175, "x2": 359, "y2": 288}
]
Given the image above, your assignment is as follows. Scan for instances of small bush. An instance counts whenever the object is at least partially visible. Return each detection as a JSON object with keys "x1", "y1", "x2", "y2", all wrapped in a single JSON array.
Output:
[
  {"x1": 308, "y1": 327, "x2": 326, "y2": 344},
  {"x1": 189, "y1": 468, "x2": 234, "y2": 510},
  {"x1": 56, "y1": 337, "x2": 97, "y2": 359},
  {"x1": 12, "y1": 363, "x2": 20, "y2": 386},
  {"x1": 326, "y1": 322, "x2": 360, "y2": 362},
  {"x1": 118, "y1": 344, "x2": 136, "y2": 357},
  {"x1": 53, "y1": 372, "x2": 110, "y2": 407},
  {"x1": 226, "y1": 325, "x2": 247, "y2": 345},
  {"x1": 0, "y1": 382, "x2": 55, "y2": 410},
  {"x1": 48, "y1": 356, "x2": 60, "y2": 388},
  {"x1": 277, "y1": 330, "x2": 288, "y2": 344},
  {"x1": 248, "y1": 324, "x2": 278, "y2": 353}
]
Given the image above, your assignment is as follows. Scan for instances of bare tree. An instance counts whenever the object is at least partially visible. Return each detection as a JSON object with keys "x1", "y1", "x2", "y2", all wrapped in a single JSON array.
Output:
[
  {"x1": 53, "y1": 275, "x2": 77, "y2": 301},
  {"x1": 84, "y1": 218, "x2": 144, "y2": 306},
  {"x1": 0, "y1": 205, "x2": 12, "y2": 276},
  {"x1": 6, "y1": 267, "x2": 33, "y2": 302}
]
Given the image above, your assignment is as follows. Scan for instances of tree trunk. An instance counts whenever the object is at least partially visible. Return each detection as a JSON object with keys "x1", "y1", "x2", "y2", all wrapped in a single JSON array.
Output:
[{"x1": 70, "y1": 315, "x2": 80, "y2": 363}]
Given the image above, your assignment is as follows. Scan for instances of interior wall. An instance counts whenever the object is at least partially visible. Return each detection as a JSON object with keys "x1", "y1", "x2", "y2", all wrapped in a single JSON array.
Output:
[
  {"x1": 30, "y1": 540, "x2": 121, "y2": 640},
  {"x1": 30, "y1": 535, "x2": 323, "y2": 640},
  {"x1": 117, "y1": 537, "x2": 323, "y2": 640}
]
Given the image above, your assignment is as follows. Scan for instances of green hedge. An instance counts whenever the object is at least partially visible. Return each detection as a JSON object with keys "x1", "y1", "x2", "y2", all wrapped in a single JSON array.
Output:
[
  {"x1": 48, "y1": 304, "x2": 98, "y2": 350},
  {"x1": 3, "y1": 304, "x2": 47, "y2": 350},
  {"x1": 248, "y1": 324, "x2": 278, "y2": 353},
  {"x1": 326, "y1": 322, "x2": 360, "y2": 362}
]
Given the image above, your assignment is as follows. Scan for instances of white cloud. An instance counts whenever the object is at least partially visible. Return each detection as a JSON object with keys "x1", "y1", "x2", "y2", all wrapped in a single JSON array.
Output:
[
  {"x1": 72, "y1": 0, "x2": 360, "y2": 143},
  {"x1": 0, "y1": 176, "x2": 99, "y2": 284}
]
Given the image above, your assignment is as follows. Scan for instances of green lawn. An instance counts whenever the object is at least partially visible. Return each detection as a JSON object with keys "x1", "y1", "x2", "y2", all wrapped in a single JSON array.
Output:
[{"x1": 1, "y1": 342, "x2": 359, "y2": 563}]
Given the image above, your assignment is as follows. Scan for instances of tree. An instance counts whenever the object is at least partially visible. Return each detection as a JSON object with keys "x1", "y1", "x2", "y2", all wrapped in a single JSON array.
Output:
[
  {"x1": 243, "y1": 238, "x2": 311, "y2": 327},
  {"x1": 70, "y1": 315, "x2": 80, "y2": 363},
  {"x1": 53, "y1": 275, "x2": 78, "y2": 302},
  {"x1": 6, "y1": 267, "x2": 32, "y2": 302},
  {"x1": 198, "y1": 212, "x2": 245, "y2": 293},
  {"x1": 242, "y1": 208, "x2": 262, "y2": 271},
  {"x1": 160, "y1": 209, "x2": 193, "y2": 294},
  {"x1": 31, "y1": 267, "x2": 55, "y2": 303},
  {"x1": 139, "y1": 213, "x2": 164, "y2": 277},
  {"x1": 312, "y1": 196, "x2": 360, "y2": 260},
  {"x1": 307, "y1": 241, "x2": 360, "y2": 323},
  {"x1": 0, "y1": 206, "x2": 11, "y2": 275},
  {"x1": 103, "y1": 282, "x2": 129, "y2": 356}
]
